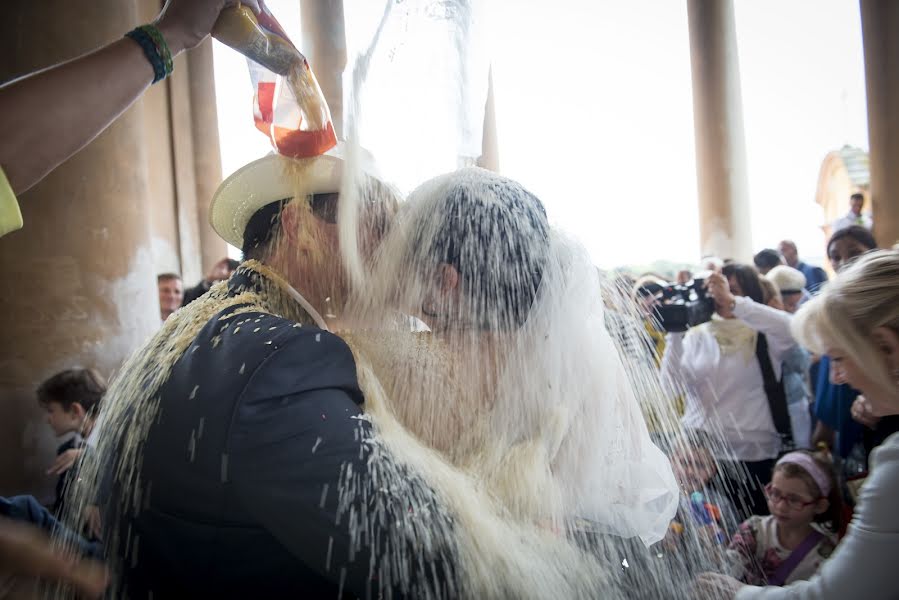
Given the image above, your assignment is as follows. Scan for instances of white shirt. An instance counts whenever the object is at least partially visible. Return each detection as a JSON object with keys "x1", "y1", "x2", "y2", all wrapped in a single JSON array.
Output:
[
  {"x1": 832, "y1": 211, "x2": 872, "y2": 232},
  {"x1": 661, "y1": 297, "x2": 794, "y2": 462}
]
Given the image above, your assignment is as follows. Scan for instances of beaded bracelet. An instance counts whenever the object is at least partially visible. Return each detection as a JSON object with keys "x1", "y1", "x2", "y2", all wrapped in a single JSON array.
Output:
[{"x1": 125, "y1": 25, "x2": 173, "y2": 83}]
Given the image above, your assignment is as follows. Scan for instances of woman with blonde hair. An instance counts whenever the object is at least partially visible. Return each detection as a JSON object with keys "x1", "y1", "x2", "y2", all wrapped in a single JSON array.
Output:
[{"x1": 698, "y1": 249, "x2": 899, "y2": 598}]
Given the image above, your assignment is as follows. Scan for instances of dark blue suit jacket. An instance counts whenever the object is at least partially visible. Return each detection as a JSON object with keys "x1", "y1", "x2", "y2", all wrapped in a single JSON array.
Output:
[
  {"x1": 113, "y1": 270, "x2": 455, "y2": 598},
  {"x1": 797, "y1": 261, "x2": 828, "y2": 294}
]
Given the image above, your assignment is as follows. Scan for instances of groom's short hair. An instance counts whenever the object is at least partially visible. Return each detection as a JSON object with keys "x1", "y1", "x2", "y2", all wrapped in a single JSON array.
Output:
[{"x1": 427, "y1": 168, "x2": 550, "y2": 330}]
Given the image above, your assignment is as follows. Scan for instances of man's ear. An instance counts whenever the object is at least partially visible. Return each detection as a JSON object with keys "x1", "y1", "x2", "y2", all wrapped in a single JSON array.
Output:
[{"x1": 69, "y1": 402, "x2": 86, "y2": 421}]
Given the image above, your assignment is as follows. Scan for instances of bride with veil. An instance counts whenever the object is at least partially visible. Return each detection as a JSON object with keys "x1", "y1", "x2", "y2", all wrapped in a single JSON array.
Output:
[{"x1": 336, "y1": 164, "x2": 679, "y2": 596}]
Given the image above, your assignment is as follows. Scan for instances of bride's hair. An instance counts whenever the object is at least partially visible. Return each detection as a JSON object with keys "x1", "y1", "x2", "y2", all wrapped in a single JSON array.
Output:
[
  {"x1": 792, "y1": 249, "x2": 899, "y2": 392},
  {"x1": 408, "y1": 167, "x2": 550, "y2": 330}
]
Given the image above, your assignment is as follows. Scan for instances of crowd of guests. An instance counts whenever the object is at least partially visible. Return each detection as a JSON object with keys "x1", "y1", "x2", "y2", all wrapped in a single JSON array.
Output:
[{"x1": 614, "y1": 195, "x2": 899, "y2": 596}]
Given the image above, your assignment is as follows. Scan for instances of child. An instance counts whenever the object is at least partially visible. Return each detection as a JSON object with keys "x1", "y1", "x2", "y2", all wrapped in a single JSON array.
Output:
[
  {"x1": 667, "y1": 430, "x2": 739, "y2": 547},
  {"x1": 608, "y1": 431, "x2": 738, "y2": 599},
  {"x1": 726, "y1": 450, "x2": 841, "y2": 586},
  {"x1": 36, "y1": 368, "x2": 106, "y2": 517}
]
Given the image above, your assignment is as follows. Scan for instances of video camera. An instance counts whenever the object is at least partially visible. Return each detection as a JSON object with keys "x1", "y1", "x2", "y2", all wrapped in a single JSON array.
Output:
[{"x1": 653, "y1": 278, "x2": 716, "y2": 333}]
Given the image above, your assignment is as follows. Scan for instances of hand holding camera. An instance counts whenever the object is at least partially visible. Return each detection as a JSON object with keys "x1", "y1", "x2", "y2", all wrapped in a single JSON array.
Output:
[
  {"x1": 650, "y1": 275, "x2": 716, "y2": 333},
  {"x1": 705, "y1": 272, "x2": 736, "y2": 318}
]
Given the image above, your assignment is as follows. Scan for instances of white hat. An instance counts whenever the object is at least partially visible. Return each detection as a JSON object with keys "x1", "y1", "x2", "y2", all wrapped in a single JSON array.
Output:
[
  {"x1": 209, "y1": 143, "x2": 381, "y2": 248},
  {"x1": 766, "y1": 265, "x2": 807, "y2": 295}
]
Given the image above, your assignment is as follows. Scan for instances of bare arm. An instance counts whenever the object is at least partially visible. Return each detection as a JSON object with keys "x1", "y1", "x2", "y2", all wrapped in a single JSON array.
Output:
[
  {"x1": 0, "y1": 0, "x2": 259, "y2": 195},
  {"x1": 0, "y1": 39, "x2": 153, "y2": 194}
]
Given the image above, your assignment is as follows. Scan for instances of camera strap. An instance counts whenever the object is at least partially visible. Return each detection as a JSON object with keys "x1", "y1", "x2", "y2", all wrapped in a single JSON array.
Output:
[{"x1": 755, "y1": 333, "x2": 794, "y2": 452}]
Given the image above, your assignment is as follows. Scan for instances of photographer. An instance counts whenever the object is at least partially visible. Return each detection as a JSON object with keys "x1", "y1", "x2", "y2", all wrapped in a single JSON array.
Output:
[{"x1": 661, "y1": 264, "x2": 794, "y2": 518}]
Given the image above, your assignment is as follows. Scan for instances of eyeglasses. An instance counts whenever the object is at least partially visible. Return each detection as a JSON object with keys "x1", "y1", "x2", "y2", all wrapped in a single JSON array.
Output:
[{"x1": 764, "y1": 483, "x2": 821, "y2": 511}]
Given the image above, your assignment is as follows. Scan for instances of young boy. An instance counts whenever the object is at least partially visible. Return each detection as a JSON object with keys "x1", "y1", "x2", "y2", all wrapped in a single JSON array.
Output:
[
  {"x1": 653, "y1": 430, "x2": 741, "y2": 584},
  {"x1": 0, "y1": 368, "x2": 107, "y2": 577},
  {"x1": 36, "y1": 368, "x2": 106, "y2": 517}
]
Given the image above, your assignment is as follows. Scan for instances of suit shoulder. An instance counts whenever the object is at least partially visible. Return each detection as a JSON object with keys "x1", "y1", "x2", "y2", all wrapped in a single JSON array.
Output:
[
  {"x1": 259, "y1": 326, "x2": 357, "y2": 373},
  {"x1": 220, "y1": 311, "x2": 352, "y2": 357},
  {"x1": 233, "y1": 321, "x2": 362, "y2": 405}
]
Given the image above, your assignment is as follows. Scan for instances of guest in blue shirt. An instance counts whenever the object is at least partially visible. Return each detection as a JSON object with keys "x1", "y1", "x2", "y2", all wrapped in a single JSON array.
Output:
[{"x1": 779, "y1": 240, "x2": 828, "y2": 294}]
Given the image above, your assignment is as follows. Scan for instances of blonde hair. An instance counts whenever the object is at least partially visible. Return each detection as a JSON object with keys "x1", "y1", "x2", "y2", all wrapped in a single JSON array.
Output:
[{"x1": 792, "y1": 249, "x2": 899, "y2": 392}]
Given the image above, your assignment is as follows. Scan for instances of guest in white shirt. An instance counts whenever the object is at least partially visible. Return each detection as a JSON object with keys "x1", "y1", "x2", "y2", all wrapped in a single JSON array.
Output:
[
  {"x1": 662, "y1": 264, "x2": 794, "y2": 518},
  {"x1": 832, "y1": 193, "x2": 873, "y2": 232}
]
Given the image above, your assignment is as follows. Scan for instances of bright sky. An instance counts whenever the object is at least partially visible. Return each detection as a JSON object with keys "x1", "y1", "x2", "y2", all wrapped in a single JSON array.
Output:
[{"x1": 212, "y1": 0, "x2": 868, "y2": 269}]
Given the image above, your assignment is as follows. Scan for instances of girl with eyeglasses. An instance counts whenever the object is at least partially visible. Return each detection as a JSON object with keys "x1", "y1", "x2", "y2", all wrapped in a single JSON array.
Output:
[{"x1": 724, "y1": 450, "x2": 842, "y2": 587}]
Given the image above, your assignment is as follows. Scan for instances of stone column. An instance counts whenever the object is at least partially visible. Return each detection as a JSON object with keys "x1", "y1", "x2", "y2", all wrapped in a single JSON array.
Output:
[
  {"x1": 167, "y1": 53, "x2": 204, "y2": 285},
  {"x1": 137, "y1": 0, "x2": 182, "y2": 275},
  {"x1": 0, "y1": 1, "x2": 160, "y2": 497},
  {"x1": 188, "y1": 39, "x2": 228, "y2": 270},
  {"x1": 300, "y1": 0, "x2": 347, "y2": 139},
  {"x1": 686, "y1": 0, "x2": 753, "y2": 261},
  {"x1": 860, "y1": 0, "x2": 899, "y2": 248}
]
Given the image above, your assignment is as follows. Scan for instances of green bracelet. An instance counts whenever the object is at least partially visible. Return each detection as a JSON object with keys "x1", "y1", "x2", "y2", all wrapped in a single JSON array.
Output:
[
  {"x1": 140, "y1": 24, "x2": 173, "y2": 78},
  {"x1": 125, "y1": 27, "x2": 165, "y2": 83}
]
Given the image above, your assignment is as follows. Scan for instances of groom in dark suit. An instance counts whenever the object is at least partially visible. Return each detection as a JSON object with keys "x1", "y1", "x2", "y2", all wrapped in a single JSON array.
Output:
[{"x1": 101, "y1": 148, "x2": 455, "y2": 599}]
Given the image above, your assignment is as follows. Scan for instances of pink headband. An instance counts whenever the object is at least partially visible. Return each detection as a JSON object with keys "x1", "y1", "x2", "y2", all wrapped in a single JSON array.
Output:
[{"x1": 776, "y1": 452, "x2": 831, "y2": 497}]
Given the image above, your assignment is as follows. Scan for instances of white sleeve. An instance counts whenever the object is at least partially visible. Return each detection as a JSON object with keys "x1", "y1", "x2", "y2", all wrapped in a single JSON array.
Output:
[
  {"x1": 735, "y1": 436, "x2": 899, "y2": 600},
  {"x1": 660, "y1": 331, "x2": 693, "y2": 391},
  {"x1": 732, "y1": 297, "x2": 794, "y2": 358}
]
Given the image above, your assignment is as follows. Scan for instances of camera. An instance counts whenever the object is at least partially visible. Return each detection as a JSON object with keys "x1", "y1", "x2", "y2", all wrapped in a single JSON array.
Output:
[{"x1": 653, "y1": 278, "x2": 715, "y2": 333}]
